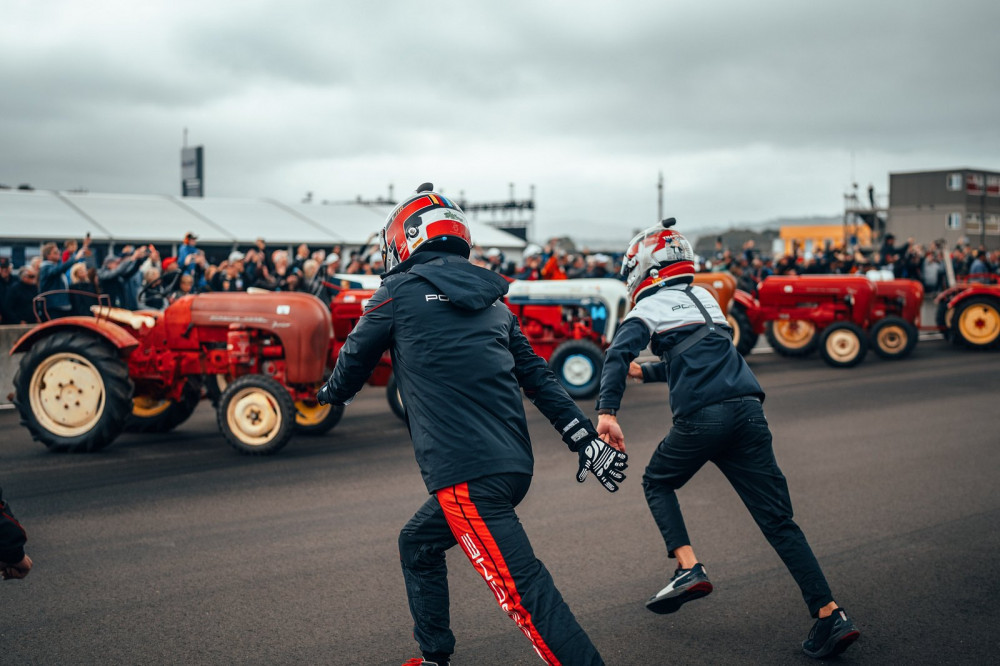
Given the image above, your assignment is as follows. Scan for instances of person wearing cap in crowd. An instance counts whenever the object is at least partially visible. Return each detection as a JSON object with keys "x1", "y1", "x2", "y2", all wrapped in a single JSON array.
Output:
[
  {"x1": 0, "y1": 257, "x2": 15, "y2": 324},
  {"x1": 483, "y1": 247, "x2": 504, "y2": 273},
  {"x1": 178, "y1": 232, "x2": 199, "y2": 271},
  {"x1": 322, "y1": 251, "x2": 341, "y2": 278},
  {"x1": 210, "y1": 251, "x2": 247, "y2": 292},
  {"x1": 514, "y1": 244, "x2": 544, "y2": 280},
  {"x1": 4, "y1": 266, "x2": 39, "y2": 324},
  {"x1": 98, "y1": 246, "x2": 148, "y2": 309}
]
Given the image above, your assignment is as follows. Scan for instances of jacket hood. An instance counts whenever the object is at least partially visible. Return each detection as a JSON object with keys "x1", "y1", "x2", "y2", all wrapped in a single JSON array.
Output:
[{"x1": 390, "y1": 251, "x2": 509, "y2": 310}]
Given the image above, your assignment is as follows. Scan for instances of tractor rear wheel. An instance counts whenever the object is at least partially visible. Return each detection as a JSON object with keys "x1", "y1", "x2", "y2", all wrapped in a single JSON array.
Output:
[
  {"x1": 216, "y1": 375, "x2": 295, "y2": 455},
  {"x1": 870, "y1": 316, "x2": 918, "y2": 360},
  {"x1": 126, "y1": 378, "x2": 203, "y2": 433},
  {"x1": 549, "y1": 339, "x2": 604, "y2": 399},
  {"x1": 386, "y1": 374, "x2": 406, "y2": 422},
  {"x1": 936, "y1": 301, "x2": 956, "y2": 343},
  {"x1": 819, "y1": 322, "x2": 868, "y2": 368},
  {"x1": 951, "y1": 296, "x2": 1000, "y2": 349},
  {"x1": 13, "y1": 331, "x2": 133, "y2": 452},
  {"x1": 294, "y1": 400, "x2": 345, "y2": 435},
  {"x1": 728, "y1": 303, "x2": 758, "y2": 356},
  {"x1": 766, "y1": 320, "x2": 817, "y2": 356}
]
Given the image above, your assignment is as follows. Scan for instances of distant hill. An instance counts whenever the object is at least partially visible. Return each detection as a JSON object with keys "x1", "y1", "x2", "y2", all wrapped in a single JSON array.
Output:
[{"x1": 566, "y1": 214, "x2": 842, "y2": 256}]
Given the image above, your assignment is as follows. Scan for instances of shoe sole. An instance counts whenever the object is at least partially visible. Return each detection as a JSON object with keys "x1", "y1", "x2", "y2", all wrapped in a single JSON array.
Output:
[
  {"x1": 802, "y1": 629, "x2": 860, "y2": 659},
  {"x1": 645, "y1": 581, "x2": 713, "y2": 614}
]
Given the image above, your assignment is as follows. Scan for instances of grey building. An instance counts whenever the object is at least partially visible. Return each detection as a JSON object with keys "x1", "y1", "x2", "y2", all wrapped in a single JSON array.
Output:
[{"x1": 888, "y1": 168, "x2": 1000, "y2": 250}]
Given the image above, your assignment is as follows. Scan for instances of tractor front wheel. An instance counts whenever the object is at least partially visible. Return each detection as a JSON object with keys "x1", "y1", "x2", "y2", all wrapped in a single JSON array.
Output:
[
  {"x1": 952, "y1": 296, "x2": 1000, "y2": 349},
  {"x1": 549, "y1": 340, "x2": 604, "y2": 399},
  {"x1": 13, "y1": 331, "x2": 133, "y2": 452},
  {"x1": 766, "y1": 320, "x2": 817, "y2": 357},
  {"x1": 216, "y1": 375, "x2": 295, "y2": 455},
  {"x1": 871, "y1": 316, "x2": 918, "y2": 360},
  {"x1": 819, "y1": 322, "x2": 868, "y2": 368},
  {"x1": 728, "y1": 303, "x2": 758, "y2": 356}
]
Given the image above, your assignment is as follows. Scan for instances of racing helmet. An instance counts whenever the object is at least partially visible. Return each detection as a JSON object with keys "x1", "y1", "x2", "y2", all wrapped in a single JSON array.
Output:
[
  {"x1": 621, "y1": 217, "x2": 695, "y2": 303},
  {"x1": 380, "y1": 183, "x2": 472, "y2": 271}
]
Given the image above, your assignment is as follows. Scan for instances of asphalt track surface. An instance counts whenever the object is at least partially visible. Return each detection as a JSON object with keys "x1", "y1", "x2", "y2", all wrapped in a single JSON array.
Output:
[{"x1": 1, "y1": 339, "x2": 998, "y2": 665}]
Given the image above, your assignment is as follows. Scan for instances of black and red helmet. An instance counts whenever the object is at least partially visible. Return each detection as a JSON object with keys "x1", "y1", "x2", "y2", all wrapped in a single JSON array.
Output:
[
  {"x1": 380, "y1": 183, "x2": 473, "y2": 271},
  {"x1": 621, "y1": 218, "x2": 695, "y2": 304}
]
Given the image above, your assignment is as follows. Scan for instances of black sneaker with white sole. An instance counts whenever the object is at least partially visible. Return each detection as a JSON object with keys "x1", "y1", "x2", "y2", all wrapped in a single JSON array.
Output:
[
  {"x1": 801, "y1": 607, "x2": 860, "y2": 659},
  {"x1": 645, "y1": 563, "x2": 713, "y2": 614}
]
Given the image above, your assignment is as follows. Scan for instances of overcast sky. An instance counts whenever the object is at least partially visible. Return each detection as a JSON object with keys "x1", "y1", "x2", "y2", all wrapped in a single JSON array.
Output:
[{"x1": 3, "y1": 0, "x2": 998, "y2": 246}]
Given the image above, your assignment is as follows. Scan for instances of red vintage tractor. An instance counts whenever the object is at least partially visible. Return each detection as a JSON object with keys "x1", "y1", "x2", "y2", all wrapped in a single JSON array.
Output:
[
  {"x1": 935, "y1": 273, "x2": 1000, "y2": 349},
  {"x1": 10, "y1": 290, "x2": 376, "y2": 455},
  {"x1": 729, "y1": 274, "x2": 924, "y2": 367}
]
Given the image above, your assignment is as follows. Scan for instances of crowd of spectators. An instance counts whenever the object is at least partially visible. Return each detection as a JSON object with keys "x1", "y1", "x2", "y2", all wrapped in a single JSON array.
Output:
[{"x1": 1, "y1": 231, "x2": 998, "y2": 324}]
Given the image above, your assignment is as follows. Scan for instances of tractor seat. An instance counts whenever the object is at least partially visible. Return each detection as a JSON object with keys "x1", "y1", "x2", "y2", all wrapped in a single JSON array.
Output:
[{"x1": 90, "y1": 305, "x2": 157, "y2": 330}]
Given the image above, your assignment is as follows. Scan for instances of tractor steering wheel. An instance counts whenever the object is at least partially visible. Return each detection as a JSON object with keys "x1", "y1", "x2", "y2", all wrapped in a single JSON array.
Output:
[{"x1": 138, "y1": 270, "x2": 183, "y2": 306}]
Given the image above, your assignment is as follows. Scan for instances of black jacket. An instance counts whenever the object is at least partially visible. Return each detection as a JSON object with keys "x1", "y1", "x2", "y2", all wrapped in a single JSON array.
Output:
[
  {"x1": 324, "y1": 251, "x2": 593, "y2": 493},
  {"x1": 598, "y1": 284, "x2": 763, "y2": 418},
  {"x1": 4, "y1": 280, "x2": 38, "y2": 324},
  {"x1": 0, "y1": 487, "x2": 27, "y2": 565}
]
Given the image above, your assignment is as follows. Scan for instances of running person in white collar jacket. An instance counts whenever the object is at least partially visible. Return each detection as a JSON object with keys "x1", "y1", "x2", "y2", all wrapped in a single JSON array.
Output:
[
  {"x1": 595, "y1": 218, "x2": 859, "y2": 660},
  {"x1": 317, "y1": 184, "x2": 628, "y2": 666}
]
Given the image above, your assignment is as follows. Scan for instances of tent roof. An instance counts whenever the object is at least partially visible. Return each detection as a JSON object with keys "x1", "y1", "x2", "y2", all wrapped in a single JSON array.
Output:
[{"x1": 0, "y1": 189, "x2": 527, "y2": 250}]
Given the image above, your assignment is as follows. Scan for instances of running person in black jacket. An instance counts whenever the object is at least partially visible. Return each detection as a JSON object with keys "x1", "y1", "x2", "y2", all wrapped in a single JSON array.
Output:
[
  {"x1": 1, "y1": 486, "x2": 32, "y2": 580},
  {"x1": 317, "y1": 184, "x2": 628, "y2": 666},
  {"x1": 595, "y1": 219, "x2": 859, "y2": 660}
]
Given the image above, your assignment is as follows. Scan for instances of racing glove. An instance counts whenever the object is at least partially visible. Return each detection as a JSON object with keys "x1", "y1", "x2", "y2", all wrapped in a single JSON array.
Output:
[
  {"x1": 577, "y1": 437, "x2": 629, "y2": 493},
  {"x1": 316, "y1": 384, "x2": 334, "y2": 406}
]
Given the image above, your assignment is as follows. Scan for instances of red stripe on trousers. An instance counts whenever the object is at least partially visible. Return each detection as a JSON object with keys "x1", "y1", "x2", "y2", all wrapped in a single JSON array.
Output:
[{"x1": 437, "y1": 483, "x2": 561, "y2": 666}]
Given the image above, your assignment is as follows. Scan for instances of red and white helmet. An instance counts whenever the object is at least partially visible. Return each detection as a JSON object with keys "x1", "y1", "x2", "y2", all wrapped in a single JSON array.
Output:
[
  {"x1": 621, "y1": 218, "x2": 695, "y2": 303},
  {"x1": 380, "y1": 183, "x2": 472, "y2": 272}
]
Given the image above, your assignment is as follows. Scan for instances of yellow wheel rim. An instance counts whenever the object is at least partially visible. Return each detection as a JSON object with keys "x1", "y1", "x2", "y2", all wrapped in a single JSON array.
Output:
[
  {"x1": 958, "y1": 303, "x2": 1000, "y2": 345},
  {"x1": 295, "y1": 401, "x2": 331, "y2": 426},
  {"x1": 29, "y1": 352, "x2": 106, "y2": 437},
  {"x1": 132, "y1": 395, "x2": 172, "y2": 418},
  {"x1": 772, "y1": 320, "x2": 816, "y2": 349}
]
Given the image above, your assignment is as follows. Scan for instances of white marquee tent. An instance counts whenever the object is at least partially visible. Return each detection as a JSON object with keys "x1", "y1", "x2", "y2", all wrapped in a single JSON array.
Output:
[{"x1": 0, "y1": 189, "x2": 527, "y2": 255}]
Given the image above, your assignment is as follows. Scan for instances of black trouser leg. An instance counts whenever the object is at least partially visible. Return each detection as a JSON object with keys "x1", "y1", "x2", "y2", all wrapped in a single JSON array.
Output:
[
  {"x1": 399, "y1": 496, "x2": 457, "y2": 657},
  {"x1": 712, "y1": 400, "x2": 834, "y2": 616},
  {"x1": 642, "y1": 409, "x2": 723, "y2": 558}
]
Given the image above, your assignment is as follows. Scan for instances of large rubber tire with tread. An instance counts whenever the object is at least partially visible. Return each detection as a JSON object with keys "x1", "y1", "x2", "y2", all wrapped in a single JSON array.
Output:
[
  {"x1": 951, "y1": 296, "x2": 1000, "y2": 349},
  {"x1": 216, "y1": 374, "x2": 295, "y2": 455},
  {"x1": 548, "y1": 339, "x2": 604, "y2": 399},
  {"x1": 12, "y1": 331, "x2": 133, "y2": 452},
  {"x1": 766, "y1": 320, "x2": 818, "y2": 357},
  {"x1": 819, "y1": 321, "x2": 868, "y2": 368},
  {"x1": 728, "y1": 303, "x2": 758, "y2": 356},
  {"x1": 386, "y1": 374, "x2": 406, "y2": 422},
  {"x1": 294, "y1": 400, "x2": 345, "y2": 435},
  {"x1": 126, "y1": 378, "x2": 203, "y2": 433},
  {"x1": 936, "y1": 301, "x2": 956, "y2": 343},
  {"x1": 870, "y1": 316, "x2": 918, "y2": 360}
]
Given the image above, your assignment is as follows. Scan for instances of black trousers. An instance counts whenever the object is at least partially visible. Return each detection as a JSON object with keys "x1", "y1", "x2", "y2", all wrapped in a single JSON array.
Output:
[
  {"x1": 642, "y1": 397, "x2": 835, "y2": 617},
  {"x1": 398, "y1": 473, "x2": 603, "y2": 665}
]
